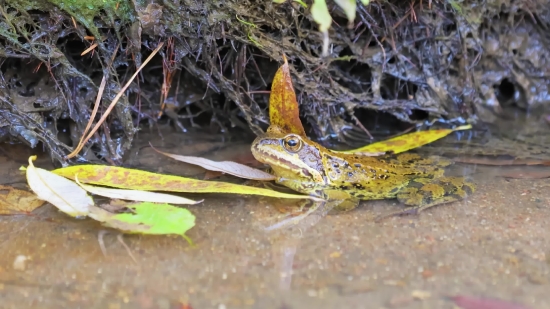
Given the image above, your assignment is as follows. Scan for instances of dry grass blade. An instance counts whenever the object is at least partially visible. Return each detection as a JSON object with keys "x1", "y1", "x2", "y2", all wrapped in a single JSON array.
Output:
[
  {"x1": 65, "y1": 76, "x2": 107, "y2": 159},
  {"x1": 81, "y1": 43, "x2": 98, "y2": 56},
  {"x1": 65, "y1": 42, "x2": 165, "y2": 160}
]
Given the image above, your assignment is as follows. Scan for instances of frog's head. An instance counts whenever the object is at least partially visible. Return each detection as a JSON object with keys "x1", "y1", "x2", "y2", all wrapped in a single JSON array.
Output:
[{"x1": 251, "y1": 126, "x2": 325, "y2": 183}]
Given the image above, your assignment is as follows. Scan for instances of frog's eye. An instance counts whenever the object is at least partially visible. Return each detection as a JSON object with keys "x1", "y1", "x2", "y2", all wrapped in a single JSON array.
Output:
[{"x1": 282, "y1": 134, "x2": 303, "y2": 153}]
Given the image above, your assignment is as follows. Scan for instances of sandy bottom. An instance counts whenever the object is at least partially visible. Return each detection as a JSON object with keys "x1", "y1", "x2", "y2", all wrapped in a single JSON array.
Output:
[{"x1": 0, "y1": 131, "x2": 549, "y2": 309}]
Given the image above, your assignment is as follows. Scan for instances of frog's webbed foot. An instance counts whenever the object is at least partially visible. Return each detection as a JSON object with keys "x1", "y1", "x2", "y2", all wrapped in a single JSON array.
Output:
[{"x1": 376, "y1": 176, "x2": 475, "y2": 221}]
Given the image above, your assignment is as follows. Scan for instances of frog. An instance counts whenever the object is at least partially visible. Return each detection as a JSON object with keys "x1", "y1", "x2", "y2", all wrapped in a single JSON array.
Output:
[{"x1": 251, "y1": 126, "x2": 475, "y2": 217}]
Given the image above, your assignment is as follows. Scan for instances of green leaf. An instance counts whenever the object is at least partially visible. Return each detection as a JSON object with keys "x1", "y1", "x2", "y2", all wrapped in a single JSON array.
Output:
[
  {"x1": 360, "y1": 0, "x2": 370, "y2": 5},
  {"x1": 88, "y1": 202, "x2": 196, "y2": 243},
  {"x1": 311, "y1": 0, "x2": 332, "y2": 32},
  {"x1": 334, "y1": 0, "x2": 356, "y2": 24}
]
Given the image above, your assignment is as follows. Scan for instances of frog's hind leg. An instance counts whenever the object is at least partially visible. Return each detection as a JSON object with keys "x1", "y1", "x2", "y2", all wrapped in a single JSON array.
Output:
[{"x1": 377, "y1": 176, "x2": 475, "y2": 221}]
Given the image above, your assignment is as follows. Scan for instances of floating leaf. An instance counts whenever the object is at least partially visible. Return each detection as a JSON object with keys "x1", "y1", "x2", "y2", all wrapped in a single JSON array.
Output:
[
  {"x1": 53, "y1": 165, "x2": 321, "y2": 201},
  {"x1": 338, "y1": 125, "x2": 473, "y2": 155},
  {"x1": 269, "y1": 56, "x2": 306, "y2": 135},
  {"x1": 0, "y1": 185, "x2": 45, "y2": 215},
  {"x1": 152, "y1": 146, "x2": 275, "y2": 181},
  {"x1": 334, "y1": 0, "x2": 356, "y2": 26},
  {"x1": 75, "y1": 176, "x2": 202, "y2": 205},
  {"x1": 26, "y1": 156, "x2": 93, "y2": 217},
  {"x1": 88, "y1": 202, "x2": 195, "y2": 243}
]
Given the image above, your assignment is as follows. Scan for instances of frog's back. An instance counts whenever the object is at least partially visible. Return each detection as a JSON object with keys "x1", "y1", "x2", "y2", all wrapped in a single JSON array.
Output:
[{"x1": 321, "y1": 151, "x2": 451, "y2": 200}]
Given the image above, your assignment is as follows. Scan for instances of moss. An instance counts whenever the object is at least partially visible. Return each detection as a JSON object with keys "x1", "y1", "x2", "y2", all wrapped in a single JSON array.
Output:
[{"x1": 8, "y1": 0, "x2": 134, "y2": 36}]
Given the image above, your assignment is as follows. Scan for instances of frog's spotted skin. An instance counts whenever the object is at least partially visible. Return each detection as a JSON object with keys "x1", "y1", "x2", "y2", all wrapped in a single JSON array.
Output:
[{"x1": 251, "y1": 126, "x2": 475, "y2": 217}]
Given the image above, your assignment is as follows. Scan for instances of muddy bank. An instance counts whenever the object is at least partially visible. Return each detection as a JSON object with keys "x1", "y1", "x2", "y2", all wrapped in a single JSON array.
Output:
[{"x1": 1, "y1": 0, "x2": 549, "y2": 163}]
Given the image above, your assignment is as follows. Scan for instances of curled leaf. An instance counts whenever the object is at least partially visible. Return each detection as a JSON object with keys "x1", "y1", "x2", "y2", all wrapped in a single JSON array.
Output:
[
  {"x1": 270, "y1": 56, "x2": 306, "y2": 135},
  {"x1": 26, "y1": 156, "x2": 93, "y2": 217},
  {"x1": 151, "y1": 146, "x2": 275, "y2": 181}
]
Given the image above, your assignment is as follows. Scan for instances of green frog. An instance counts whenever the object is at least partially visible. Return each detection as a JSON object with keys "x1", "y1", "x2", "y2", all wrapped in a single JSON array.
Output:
[{"x1": 251, "y1": 126, "x2": 475, "y2": 216}]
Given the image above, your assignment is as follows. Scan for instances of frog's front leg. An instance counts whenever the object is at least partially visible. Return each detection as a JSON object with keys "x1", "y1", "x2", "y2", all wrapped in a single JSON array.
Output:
[{"x1": 380, "y1": 176, "x2": 475, "y2": 219}]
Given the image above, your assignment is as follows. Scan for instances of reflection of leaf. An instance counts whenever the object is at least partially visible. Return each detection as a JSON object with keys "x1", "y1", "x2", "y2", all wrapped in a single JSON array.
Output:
[
  {"x1": 270, "y1": 56, "x2": 306, "y2": 135},
  {"x1": 75, "y1": 176, "x2": 202, "y2": 204},
  {"x1": 53, "y1": 165, "x2": 321, "y2": 201},
  {"x1": 338, "y1": 125, "x2": 472, "y2": 155},
  {"x1": 0, "y1": 185, "x2": 45, "y2": 215},
  {"x1": 88, "y1": 202, "x2": 195, "y2": 243},
  {"x1": 26, "y1": 156, "x2": 93, "y2": 217},
  {"x1": 152, "y1": 146, "x2": 275, "y2": 181}
]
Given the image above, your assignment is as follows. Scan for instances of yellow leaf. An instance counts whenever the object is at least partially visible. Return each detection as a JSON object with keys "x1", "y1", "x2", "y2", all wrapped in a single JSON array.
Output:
[
  {"x1": 338, "y1": 125, "x2": 472, "y2": 155},
  {"x1": 0, "y1": 185, "x2": 45, "y2": 215},
  {"x1": 53, "y1": 165, "x2": 321, "y2": 201},
  {"x1": 270, "y1": 56, "x2": 306, "y2": 135},
  {"x1": 26, "y1": 156, "x2": 93, "y2": 217}
]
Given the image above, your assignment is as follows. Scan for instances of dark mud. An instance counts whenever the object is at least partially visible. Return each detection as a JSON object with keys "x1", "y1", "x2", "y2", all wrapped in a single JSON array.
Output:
[{"x1": 2, "y1": 0, "x2": 550, "y2": 163}]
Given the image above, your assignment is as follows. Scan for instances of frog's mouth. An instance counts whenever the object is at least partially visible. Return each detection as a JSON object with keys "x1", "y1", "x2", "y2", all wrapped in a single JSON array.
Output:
[{"x1": 251, "y1": 144, "x2": 300, "y2": 170}]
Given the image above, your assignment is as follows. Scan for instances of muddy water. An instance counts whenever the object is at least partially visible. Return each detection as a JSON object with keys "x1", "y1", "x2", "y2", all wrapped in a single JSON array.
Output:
[{"x1": 1, "y1": 127, "x2": 550, "y2": 309}]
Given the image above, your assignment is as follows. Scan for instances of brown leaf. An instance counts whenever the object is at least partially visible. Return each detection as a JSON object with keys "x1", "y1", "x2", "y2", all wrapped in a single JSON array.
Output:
[
  {"x1": 451, "y1": 295, "x2": 531, "y2": 309},
  {"x1": 498, "y1": 170, "x2": 550, "y2": 179},
  {"x1": 269, "y1": 55, "x2": 306, "y2": 135},
  {"x1": 0, "y1": 185, "x2": 45, "y2": 215}
]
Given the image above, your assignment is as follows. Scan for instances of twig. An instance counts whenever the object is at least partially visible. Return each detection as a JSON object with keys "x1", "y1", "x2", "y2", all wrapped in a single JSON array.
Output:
[{"x1": 64, "y1": 42, "x2": 164, "y2": 160}]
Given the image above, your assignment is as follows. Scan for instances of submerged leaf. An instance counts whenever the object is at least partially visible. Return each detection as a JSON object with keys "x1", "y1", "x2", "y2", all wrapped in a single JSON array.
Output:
[
  {"x1": 26, "y1": 156, "x2": 93, "y2": 217},
  {"x1": 53, "y1": 165, "x2": 321, "y2": 201},
  {"x1": 0, "y1": 185, "x2": 45, "y2": 215},
  {"x1": 269, "y1": 56, "x2": 306, "y2": 135},
  {"x1": 338, "y1": 125, "x2": 473, "y2": 155},
  {"x1": 152, "y1": 146, "x2": 275, "y2": 181},
  {"x1": 451, "y1": 295, "x2": 531, "y2": 309},
  {"x1": 75, "y1": 176, "x2": 202, "y2": 205},
  {"x1": 88, "y1": 202, "x2": 195, "y2": 242}
]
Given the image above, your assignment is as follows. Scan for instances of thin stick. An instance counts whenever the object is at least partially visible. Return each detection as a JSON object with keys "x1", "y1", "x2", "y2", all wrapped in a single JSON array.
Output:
[
  {"x1": 65, "y1": 76, "x2": 106, "y2": 159},
  {"x1": 81, "y1": 42, "x2": 98, "y2": 56},
  {"x1": 64, "y1": 42, "x2": 164, "y2": 160}
]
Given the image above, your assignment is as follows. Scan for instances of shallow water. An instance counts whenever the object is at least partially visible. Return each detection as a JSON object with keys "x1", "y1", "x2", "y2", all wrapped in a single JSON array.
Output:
[{"x1": 1, "y1": 123, "x2": 550, "y2": 309}]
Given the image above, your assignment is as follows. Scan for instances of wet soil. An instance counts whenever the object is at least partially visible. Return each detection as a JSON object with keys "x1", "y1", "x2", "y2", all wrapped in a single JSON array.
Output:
[{"x1": 1, "y1": 127, "x2": 550, "y2": 309}]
